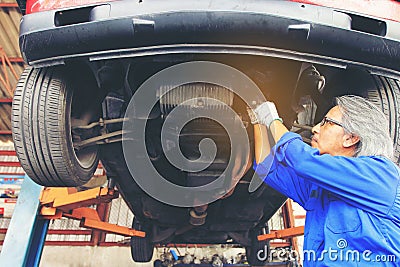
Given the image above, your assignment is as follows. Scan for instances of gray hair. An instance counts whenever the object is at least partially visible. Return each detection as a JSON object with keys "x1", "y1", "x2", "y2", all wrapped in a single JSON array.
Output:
[{"x1": 336, "y1": 95, "x2": 393, "y2": 159}]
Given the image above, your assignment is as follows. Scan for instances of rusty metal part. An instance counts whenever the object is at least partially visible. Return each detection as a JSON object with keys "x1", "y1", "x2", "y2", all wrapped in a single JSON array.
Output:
[
  {"x1": 73, "y1": 130, "x2": 124, "y2": 150},
  {"x1": 189, "y1": 209, "x2": 207, "y2": 226},
  {"x1": 72, "y1": 118, "x2": 127, "y2": 130},
  {"x1": 193, "y1": 204, "x2": 208, "y2": 213},
  {"x1": 189, "y1": 204, "x2": 209, "y2": 226},
  {"x1": 72, "y1": 118, "x2": 129, "y2": 150}
]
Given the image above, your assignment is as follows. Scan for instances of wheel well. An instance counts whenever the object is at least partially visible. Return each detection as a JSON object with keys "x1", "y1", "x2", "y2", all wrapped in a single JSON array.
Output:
[{"x1": 62, "y1": 63, "x2": 105, "y2": 123}]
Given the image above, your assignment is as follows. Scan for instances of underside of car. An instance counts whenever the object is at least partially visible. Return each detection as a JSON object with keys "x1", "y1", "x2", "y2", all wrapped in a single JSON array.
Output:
[{"x1": 11, "y1": 0, "x2": 400, "y2": 265}]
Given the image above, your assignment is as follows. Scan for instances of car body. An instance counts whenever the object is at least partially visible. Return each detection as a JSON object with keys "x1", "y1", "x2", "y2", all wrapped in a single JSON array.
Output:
[{"x1": 12, "y1": 0, "x2": 400, "y2": 265}]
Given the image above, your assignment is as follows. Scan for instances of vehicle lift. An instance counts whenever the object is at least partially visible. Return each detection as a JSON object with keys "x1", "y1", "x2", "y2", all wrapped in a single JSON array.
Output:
[
  {"x1": 0, "y1": 175, "x2": 145, "y2": 266},
  {"x1": 0, "y1": 175, "x2": 304, "y2": 267}
]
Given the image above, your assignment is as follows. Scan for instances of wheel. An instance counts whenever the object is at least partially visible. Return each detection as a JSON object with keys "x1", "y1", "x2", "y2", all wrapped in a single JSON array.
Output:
[
  {"x1": 365, "y1": 75, "x2": 400, "y2": 163},
  {"x1": 12, "y1": 67, "x2": 100, "y2": 186},
  {"x1": 131, "y1": 217, "x2": 154, "y2": 262},
  {"x1": 245, "y1": 225, "x2": 270, "y2": 266}
]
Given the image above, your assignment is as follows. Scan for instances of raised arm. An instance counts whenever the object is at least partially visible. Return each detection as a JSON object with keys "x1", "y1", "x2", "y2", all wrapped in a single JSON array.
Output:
[
  {"x1": 250, "y1": 101, "x2": 289, "y2": 163},
  {"x1": 253, "y1": 120, "x2": 289, "y2": 164},
  {"x1": 249, "y1": 102, "x2": 312, "y2": 207}
]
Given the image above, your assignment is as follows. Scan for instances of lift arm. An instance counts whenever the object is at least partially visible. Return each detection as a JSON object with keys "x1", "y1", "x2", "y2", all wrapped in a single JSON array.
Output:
[
  {"x1": 39, "y1": 187, "x2": 145, "y2": 238},
  {"x1": 257, "y1": 226, "x2": 304, "y2": 241}
]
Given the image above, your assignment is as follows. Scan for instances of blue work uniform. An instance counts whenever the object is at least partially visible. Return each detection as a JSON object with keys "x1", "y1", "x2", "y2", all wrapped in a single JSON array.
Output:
[{"x1": 254, "y1": 132, "x2": 400, "y2": 266}]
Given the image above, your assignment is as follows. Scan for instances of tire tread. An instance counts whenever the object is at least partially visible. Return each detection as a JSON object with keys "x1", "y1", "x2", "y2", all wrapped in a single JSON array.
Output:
[{"x1": 12, "y1": 67, "x2": 99, "y2": 186}]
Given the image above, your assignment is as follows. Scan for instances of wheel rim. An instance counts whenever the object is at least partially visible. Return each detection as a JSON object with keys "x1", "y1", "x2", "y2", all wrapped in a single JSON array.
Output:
[
  {"x1": 69, "y1": 90, "x2": 99, "y2": 170},
  {"x1": 74, "y1": 145, "x2": 98, "y2": 169}
]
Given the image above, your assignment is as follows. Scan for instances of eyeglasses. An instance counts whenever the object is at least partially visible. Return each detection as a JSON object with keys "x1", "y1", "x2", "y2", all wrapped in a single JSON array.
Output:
[{"x1": 320, "y1": 116, "x2": 346, "y2": 129}]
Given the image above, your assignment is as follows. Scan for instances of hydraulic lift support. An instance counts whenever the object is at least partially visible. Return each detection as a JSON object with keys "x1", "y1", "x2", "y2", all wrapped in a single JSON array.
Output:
[
  {"x1": 0, "y1": 175, "x2": 47, "y2": 267},
  {"x1": 0, "y1": 176, "x2": 145, "y2": 267}
]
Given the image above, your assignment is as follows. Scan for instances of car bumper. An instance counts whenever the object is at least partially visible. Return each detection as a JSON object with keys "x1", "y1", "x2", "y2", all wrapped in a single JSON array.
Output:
[{"x1": 19, "y1": 0, "x2": 400, "y2": 76}]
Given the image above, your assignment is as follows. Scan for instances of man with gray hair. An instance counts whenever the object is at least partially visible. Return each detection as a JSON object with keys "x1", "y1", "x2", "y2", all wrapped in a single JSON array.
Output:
[{"x1": 249, "y1": 95, "x2": 400, "y2": 266}]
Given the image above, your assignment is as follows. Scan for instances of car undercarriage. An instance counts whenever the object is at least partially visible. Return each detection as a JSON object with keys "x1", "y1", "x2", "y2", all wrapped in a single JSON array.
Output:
[{"x1": 11, "y1": 0, "x2": 400, "y2": 265}]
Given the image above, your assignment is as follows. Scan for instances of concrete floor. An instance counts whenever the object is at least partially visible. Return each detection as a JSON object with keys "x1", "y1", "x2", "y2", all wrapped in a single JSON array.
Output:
[
  {"x1": 40, "y1": 246, "x2": 153, "y2": 267},
  {"x1": 39, "y1": 245, "x2": 247, "y2": 267}
]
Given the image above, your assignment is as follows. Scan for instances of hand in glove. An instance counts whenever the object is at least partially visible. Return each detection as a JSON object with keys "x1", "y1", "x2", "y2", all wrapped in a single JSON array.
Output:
[
  {"x1": 253, "y1": 101, "x2": 282, "y2": 127},
  {"x1": 246, "y1": 106, "x2": 259, "y2": 124}
]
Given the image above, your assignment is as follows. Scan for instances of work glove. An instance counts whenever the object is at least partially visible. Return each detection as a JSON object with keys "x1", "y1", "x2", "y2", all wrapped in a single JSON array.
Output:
[
  {"x1": 253, "y1": 101, "x2": 282, "y2": 127},
  {"x1": 246, "y1": 106, "x2": 259, "y2": 124}
]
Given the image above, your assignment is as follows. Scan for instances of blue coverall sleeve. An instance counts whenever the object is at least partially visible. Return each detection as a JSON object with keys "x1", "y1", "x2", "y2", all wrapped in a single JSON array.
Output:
[
  {"x1": 253, "y1": 133, "x2": 313, "y2": 209},
  {"x1": 262, "y1": 132, "x2": 399, "y2": 218}
]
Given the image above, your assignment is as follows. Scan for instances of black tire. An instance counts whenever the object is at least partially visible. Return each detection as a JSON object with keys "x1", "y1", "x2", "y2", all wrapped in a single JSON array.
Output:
[
  {"x1": 130, "y1": 218, "x2": 154, "y2": 263},
  {"x1": 365, "y1": 75, "x2": 400, "y2": 163},
  {"x1": 153, "y1": 259, "x2": 163, "y2": 267},
  {"x1": 11, "y1": 67, "x2": 99, "y2": 187},
  {"x1": 245, "y1": 225, "x2": 270, "y2": 266}
]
